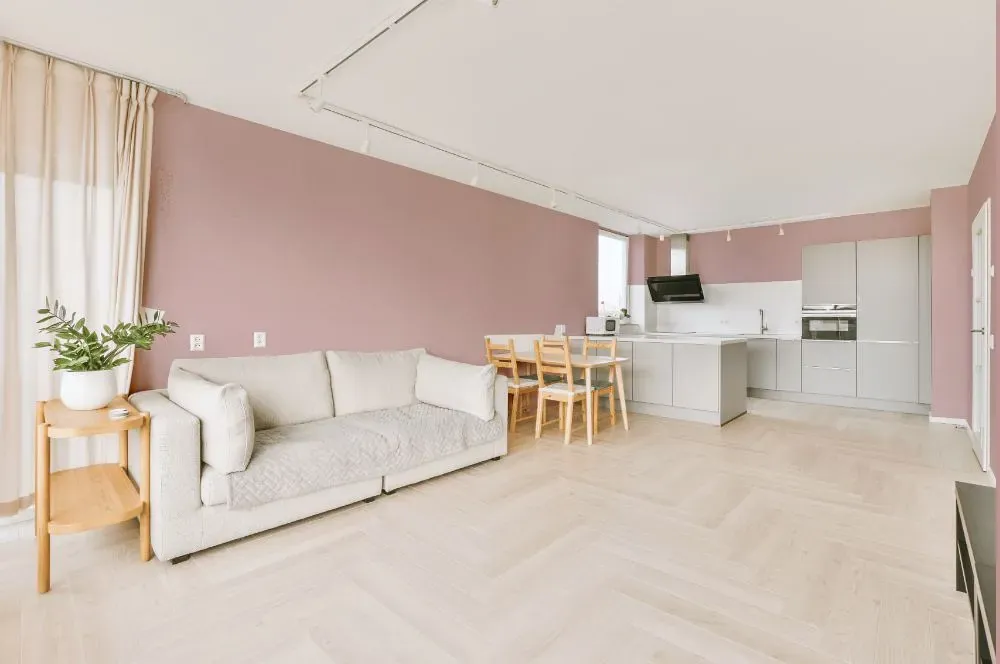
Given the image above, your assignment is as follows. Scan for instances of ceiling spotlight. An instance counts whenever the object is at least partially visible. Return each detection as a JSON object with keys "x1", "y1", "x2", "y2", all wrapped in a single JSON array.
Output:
[
  {"x1": 549, "y1": 188, "x2": 558, "y2": 209},
  {"x1": 309, "y1": 74, "x2": 326, "y2": 113},
  {"x1": 659, "y1": 234, "x2": 665, "y2": 242},
  {"x1": 470, "y1": 162, "x2": 480, "y2": 186},
  {"x1": 778, "y1": 224, "x2": 785, "y2": 236},
  {"x1": 360, "y1": 121, "x2": 370, "y2": 154},
  {"x1": 726, "y1": 229, "x2": 732, "y2": 242}
]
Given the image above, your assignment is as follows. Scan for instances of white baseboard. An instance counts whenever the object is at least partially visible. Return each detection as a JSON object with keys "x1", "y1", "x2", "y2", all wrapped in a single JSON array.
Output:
[{"x1": 928, "y1": 416, "x2": 971, "y2": 428}]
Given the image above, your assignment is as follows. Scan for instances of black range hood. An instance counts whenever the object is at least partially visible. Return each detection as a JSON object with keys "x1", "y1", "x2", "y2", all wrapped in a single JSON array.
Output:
[{"x1": 646, "y1": 274, "x2": 705, "y2": 303}]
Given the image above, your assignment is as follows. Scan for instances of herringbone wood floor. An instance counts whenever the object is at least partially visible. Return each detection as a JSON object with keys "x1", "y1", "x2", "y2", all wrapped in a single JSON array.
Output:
[{"x1": 0, "y1": 399, "x2": 989, "y2": 663}]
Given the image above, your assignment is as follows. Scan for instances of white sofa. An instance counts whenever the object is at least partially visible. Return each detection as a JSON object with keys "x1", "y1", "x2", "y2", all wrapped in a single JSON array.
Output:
[{"x1": 127, "y1": 350, "x2": 508, "y2": 562}]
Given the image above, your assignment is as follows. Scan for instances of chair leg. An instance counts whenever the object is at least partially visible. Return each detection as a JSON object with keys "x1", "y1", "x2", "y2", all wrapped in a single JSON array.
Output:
[
  {"x1": 534, "y1": 394, "x2": 544, "y2": 439},
  {"x1": 510, "y1": 390, "x2": 519, "y2": 433},
  {"x1": 593, "y1": 394, "x2": 599, "y2": 434},
  {"x1": 609, "y1": 390, "x2": 616, "y2": 426},
  {"x1": 564, "y1": 399, "x2": 574, "y2": 445},
  {"x1": 559, "y1": 402, "x2": 565, "y2": 431}
]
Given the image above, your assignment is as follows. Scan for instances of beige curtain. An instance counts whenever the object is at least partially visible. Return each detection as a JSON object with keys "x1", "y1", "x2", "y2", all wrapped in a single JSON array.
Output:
[{"x1": 0, "y1": 43, "x2": 156, "y2": 517}]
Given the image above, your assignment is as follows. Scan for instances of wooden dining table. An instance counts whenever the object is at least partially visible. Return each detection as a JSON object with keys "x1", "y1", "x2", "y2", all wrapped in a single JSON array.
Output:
[{"x1": 495, "y1": 349, "x2": 630, "y2": 445}]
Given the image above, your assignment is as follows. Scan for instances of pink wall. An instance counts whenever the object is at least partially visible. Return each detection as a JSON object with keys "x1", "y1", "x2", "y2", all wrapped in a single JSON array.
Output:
[
  {"x1": 685, "y1": 208, "x2": 931, "y2": 284},
  {"x1": 930, "y1": 186, "x2": 971, "y2": 421},
  {"x1": 132, "y1": 97, "x2": 598, "y2": 390},
  {"x1": 627, "y1": 234, "x2": 660, "y2": 284}
]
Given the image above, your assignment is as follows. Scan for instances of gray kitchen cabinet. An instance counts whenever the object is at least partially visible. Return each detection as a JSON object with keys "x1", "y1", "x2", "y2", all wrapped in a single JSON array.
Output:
[
  {"x1": 857, "y1": 342, "x2": 919, "y2": 403},
  {"x1": 802, "y1": 367, "x2": 857, "y2": 397},
  {"x1": 632, "y1": 342, "x2": 672, "y2": 405},
  {"x1": 672, "y1": 344, "x2": 720, "y2": 412},
  {"x1": 857, "y1": 236, "x2": 919, "y2": 342},
  {"x1": 918, "y1": 235, "x2": 932, "y2": 404},
  {"x1": 616, "y1": 341, "x2": 633, "y2": 402},
  {"x1": 801, "y1": 340, "x2": 857, "y2": 370},
  {"x1": 802, "y1": 242, "x2": 857, "y2": 305},
  {"x1": 747, "y1": 339, "x2": 777, "y2": 390},
  {"x1": 776, "y1": 340, "x2": 802, "y2": 392}
]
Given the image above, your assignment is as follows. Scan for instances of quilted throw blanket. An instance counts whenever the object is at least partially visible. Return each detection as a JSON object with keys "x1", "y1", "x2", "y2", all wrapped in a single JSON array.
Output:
[{"x1": 227, "y1": 403, "x2": 503, "y2": 509}]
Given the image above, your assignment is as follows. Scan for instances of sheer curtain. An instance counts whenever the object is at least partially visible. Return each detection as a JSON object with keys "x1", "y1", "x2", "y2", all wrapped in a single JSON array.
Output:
[{"x1": 0, "y1": 43, "x2": 157, "y2": 516}]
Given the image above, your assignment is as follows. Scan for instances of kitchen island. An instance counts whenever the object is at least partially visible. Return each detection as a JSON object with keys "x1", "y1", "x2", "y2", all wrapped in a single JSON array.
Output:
[{"x1": 611, "y1": 334, "x2": 748, "y2": 426}]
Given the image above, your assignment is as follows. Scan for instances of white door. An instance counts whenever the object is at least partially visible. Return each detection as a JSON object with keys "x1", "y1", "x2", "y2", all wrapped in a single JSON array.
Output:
[{"x1": 971, "y1": 200, "x2": 991, "y2": 471}]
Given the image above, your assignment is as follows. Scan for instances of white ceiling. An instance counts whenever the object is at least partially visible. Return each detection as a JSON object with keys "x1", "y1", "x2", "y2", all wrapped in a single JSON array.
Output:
[{"x1": 2, "y1": 0, "x2": 994, "y2": 234}]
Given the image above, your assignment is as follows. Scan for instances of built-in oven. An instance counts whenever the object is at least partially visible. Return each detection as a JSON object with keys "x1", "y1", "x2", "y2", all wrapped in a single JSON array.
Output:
[{"x1": 801, "y1": 305, "x2": 857, "y2": 341}]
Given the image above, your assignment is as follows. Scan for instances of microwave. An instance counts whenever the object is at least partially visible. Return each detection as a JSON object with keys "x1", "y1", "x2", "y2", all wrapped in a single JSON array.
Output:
[{"x1": 586, "y1": 316, "x2": 621, "y2": 336}]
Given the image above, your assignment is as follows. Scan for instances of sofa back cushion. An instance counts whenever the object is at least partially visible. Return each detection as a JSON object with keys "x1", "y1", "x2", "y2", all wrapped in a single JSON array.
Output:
[
  {"x1": 167, "y1": 368, "x2": 255, "y2": 473},
  {"x1": 326, "y1": 349, "x2": 425, "y2": 416},
  {"x1": 171, "y1": 352, "x2": 334, "y2": 430},
  {"x1": 415, "y1": 354, "x2": 497, "y2": 421}
]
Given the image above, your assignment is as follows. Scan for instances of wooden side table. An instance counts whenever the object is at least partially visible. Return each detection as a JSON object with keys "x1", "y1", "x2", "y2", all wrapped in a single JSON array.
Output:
[{"x1": 35, "y1": 395, "x2": 151, "y2": 593}]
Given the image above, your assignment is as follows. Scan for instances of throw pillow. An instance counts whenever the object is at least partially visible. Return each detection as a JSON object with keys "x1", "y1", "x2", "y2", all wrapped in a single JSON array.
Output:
[
  {"x1": 167, "y1": 367, "x2": 255, "y2": 473},
  {"x1": 415, "y1": 353, "x2": 496, "y2": 421},
  {"x1": 326, "y1": 349, "x2": 425, "y2": 416}
]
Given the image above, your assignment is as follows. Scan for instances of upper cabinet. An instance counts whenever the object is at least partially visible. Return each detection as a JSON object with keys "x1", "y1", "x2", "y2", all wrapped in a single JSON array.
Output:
[
  {"x1": 802, "y1": 242, "x2": 857, "y2": 305},
  {"x1": 857, "y1": 237, "x2": 919, "y2": 342}
]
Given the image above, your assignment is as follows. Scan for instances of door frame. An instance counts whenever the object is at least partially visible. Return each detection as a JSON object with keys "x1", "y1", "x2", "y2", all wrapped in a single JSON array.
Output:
[{"x1": 971, "y1": 199, "x2": 992, "y2": 471}]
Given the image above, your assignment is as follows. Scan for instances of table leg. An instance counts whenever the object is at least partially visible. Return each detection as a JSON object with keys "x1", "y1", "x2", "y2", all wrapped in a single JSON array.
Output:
[
  {"x1": 139, "y1": 415, "x2": 151, "y2": 562},
  {"x1": 615, "y1": 363, "x2": 630, "y2": 431},
  {"x1": 585, "y1": 367, "x2": 594, "y2": 446},
  {"x1": 36, "y1": 422, "x2": 50, "y2": 593},
  {"x1": 118, "y1": 430, "x2": 128, "y2": 469}
]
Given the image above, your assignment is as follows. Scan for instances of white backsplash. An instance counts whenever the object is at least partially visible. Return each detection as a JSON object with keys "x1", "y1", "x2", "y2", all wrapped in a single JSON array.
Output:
[{"x1": 655, "y1": 280, "x2": 802, "y2": 335}]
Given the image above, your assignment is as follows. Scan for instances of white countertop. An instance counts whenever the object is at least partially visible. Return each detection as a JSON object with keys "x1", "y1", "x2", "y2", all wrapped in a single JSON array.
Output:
[{"x1": 613, "y1": 334, "x2": 748, "y2": 346}]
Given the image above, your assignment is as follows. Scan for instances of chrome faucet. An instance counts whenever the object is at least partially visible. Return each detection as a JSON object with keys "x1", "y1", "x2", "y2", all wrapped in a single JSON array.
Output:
[{"x1": 759, "y1": 309, "x2": 768, "y2": 335}]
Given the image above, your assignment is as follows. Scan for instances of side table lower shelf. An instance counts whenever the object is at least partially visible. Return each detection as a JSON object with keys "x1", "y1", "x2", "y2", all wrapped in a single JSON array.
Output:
[{"x1": 48, "y1": 464, "x2": 143, "y2": 535}]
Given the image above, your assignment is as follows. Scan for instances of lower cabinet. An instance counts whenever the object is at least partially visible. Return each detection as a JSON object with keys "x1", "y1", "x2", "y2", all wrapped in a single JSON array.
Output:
[
  {"x1": 632, "y1": 342, "x2": 673, "y2": 405},
  {"x1": 672, "y1": 344, "x2": 721, "y2": 412},
  {"x1": 802, "y1": 367, "x2": 857, "y2": 397},
  {"x1": 776, "y1": 340, "x2": 802, "y2": 392},
  {"x1": 857, "y1": 341, "x2": 919, "y2": 403},
  {"x1": 747, "y1": 339, "x2": 777, "y2": 390},
  {"x1": 616, "y1": 341, "x2": 633, "y2": 401}
]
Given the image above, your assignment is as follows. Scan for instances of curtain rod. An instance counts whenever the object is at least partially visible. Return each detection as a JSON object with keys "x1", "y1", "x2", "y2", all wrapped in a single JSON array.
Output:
[{"x1": 1, "y1": 37, "x2": 188, "y2": 102}]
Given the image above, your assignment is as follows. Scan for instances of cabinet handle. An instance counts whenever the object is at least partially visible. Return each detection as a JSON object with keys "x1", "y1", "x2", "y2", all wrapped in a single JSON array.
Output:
[{"x1": 972, "y1": 329, "x2": 985, "y2": 334}]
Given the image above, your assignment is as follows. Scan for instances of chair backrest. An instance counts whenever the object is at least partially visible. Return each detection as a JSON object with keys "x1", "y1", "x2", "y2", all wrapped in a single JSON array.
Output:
[
  {"x1": 584, "y1": 337, "x2": 617, "y2": 383},
  {"x1": 534, "y1": 337, "x2": 573, "y2": 384},
  {"x1": 485, "y1": 337, "x2": 522, "y2": 386},
  {"x1": 584, "y1": 337, "x2": 617, "y2": 357}
]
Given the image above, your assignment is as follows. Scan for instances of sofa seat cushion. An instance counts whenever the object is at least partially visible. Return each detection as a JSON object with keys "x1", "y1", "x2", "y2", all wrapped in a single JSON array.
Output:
[
  {"x1": 171, "y1": 352, "x2": 334, "y2": 430},
  {"x1": 225, "y1": 417, "x2": 396, "y2": 509},
  {"x1": 339, "y1": 403, "x2": 504, "y2": 468},
  {"x1": 201, "y1": 465, "x2": 229, "y2": 507},
  {"x1": 223, "y1": 404, "x2": 504, "y2": 510}
]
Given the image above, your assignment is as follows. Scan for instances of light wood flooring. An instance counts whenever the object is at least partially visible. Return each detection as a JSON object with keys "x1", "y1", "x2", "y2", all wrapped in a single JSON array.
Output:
[{"x1": 0, "y1": 399, "x2": 990, "y2": 663}]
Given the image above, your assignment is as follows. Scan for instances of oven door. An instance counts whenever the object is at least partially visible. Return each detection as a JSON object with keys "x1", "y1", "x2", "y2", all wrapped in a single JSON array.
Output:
[{"x1": 801, "y1": 315, "x2": 857, "y2": 341}]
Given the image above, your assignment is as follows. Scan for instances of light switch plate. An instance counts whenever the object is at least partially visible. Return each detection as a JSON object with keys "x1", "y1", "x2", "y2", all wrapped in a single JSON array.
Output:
[
  {"x1": 253, "y1": 332, "x2": 266, "y2": 349},
  {"x1": 554, "y1": 324, "x2": 566, "y2": 337},
  {"x1": 190, "y1": 334, "x2": 205, "y2": 352}
]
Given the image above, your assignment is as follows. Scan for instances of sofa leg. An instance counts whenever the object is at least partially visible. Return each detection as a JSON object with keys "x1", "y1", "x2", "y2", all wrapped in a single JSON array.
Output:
[
  {"x1": 383, "y1": 489, "x2": 397, "y2": 496},
  {"x1": 169, "y1": 554, "x2": 191, "y2": 565},
  {"x1": 363, "y1": 496, "x2": 377, "y2": 503}
]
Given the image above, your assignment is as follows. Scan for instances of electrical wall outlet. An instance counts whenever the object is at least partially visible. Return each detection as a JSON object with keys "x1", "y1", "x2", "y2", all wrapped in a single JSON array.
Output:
[
  {"x1": 253, "y1": 332, "x2": 267, "y2": 349},
  {"x1": 190, "y1": 334, "x2": 205, "y2": 352},
  {"x1": 554, "y1": 324, "x2": 566, "y2": 337}
]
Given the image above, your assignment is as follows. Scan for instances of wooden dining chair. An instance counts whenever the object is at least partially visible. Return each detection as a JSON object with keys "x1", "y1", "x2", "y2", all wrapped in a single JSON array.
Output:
[
  {"x1": 485, "y1": 337, "x2": 539, "y2": 433},
  {"x1": 533, "y1": 337, "x2": 593, "y2": 445},
  {"x1": 577, "y1": 337, "x2": 617, "y2": 433}
]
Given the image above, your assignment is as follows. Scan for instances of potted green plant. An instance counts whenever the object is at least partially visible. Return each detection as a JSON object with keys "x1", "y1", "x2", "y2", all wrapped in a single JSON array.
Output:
[{"x1": 34, "y1": 298, "x2": 178, "y2": 411}]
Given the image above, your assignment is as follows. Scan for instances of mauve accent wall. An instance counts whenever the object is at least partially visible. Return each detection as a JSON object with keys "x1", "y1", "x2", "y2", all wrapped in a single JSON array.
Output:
[
  {"x1": 930, "y1": 185, "x2": 970, "y2": 422},
  {"x1": 627, "y1": 234, "x2": 659, "y2": 285},
  {"x1": 132, "y1": 97, "x2": 598, "y2": 390},
  {"x1": 686, "y1": 208, "x2": 932, "y2": 284}
]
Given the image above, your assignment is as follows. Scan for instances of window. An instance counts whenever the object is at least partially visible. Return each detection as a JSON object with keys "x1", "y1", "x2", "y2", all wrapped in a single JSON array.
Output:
[{"x1": 597, "y1": 231, "x2": 628, "y2": 316}]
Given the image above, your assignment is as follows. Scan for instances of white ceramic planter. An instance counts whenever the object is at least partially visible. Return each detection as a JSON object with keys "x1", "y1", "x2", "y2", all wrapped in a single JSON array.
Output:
[{"x1": 60, "y1": 370, "x2": 117, "y2": 411}]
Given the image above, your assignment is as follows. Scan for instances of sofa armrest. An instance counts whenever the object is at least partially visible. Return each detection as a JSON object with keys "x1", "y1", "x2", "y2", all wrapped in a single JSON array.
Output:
[
  {"x1": 129, "y1": 390, "x2": 202, "y2": 521},
  {"x1": 494, "y1": 374, "x2": 508, "y2": 429}
]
